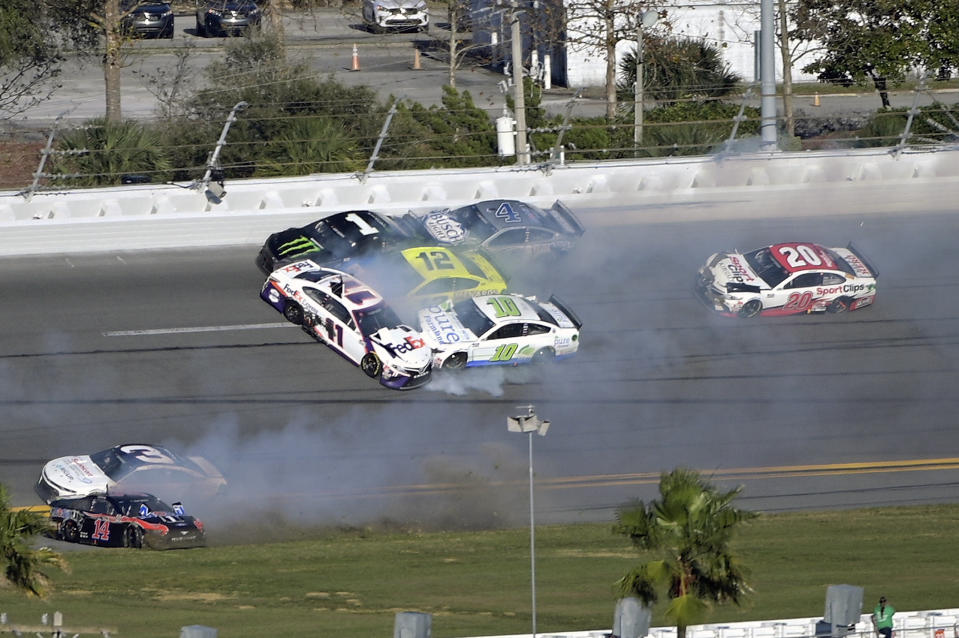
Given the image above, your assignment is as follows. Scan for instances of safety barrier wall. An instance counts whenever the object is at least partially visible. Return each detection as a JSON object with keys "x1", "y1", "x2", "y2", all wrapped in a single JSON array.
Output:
[
  {"x1": 462, "y1": 608, "x2": 959, "y2": 638},
  {"x1": 1, "y1": 147, "x2": 958, "y2": 256}
]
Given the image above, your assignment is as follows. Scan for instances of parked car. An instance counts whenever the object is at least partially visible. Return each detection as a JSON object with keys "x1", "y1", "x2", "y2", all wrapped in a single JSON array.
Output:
[
  {"x1": 362, "y1": 0, "x2": 429, "y2": 32},
  {"x1": 49, "y1": 492, "x2": 206, "y2": 549},
  {"x1": 255, "y1": 210, "x2": 425, "y2": 276},
  {"x1": 695, "y1": 242, "x2": 879, "y2": 318},
  {"x1": 120, "y1": 0, "x2": 174, "y2": 38},
  {"x1": 195, "y1": 0, "x2": 261, "y2": 37},
  {"x1": 35, "y1": 443, "x2": 226, "y2": 504}
]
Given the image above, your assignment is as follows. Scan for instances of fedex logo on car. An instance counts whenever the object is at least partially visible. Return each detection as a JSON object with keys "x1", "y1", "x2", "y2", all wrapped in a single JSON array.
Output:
[{"x1": 393, "y1": 336, "x2": 426, "y2": 353}]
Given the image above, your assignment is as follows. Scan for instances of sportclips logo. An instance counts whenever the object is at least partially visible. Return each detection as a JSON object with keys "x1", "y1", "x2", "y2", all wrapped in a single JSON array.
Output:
[
  {"x1": 726, "y1": 257, "x2": 755, "y2": 282},
  {"x1": 817, "y1": 283, "x2": 870, "y2": 296},
  {"x1": 393, "y1": 336, "x2": 426, "y2": 353}
]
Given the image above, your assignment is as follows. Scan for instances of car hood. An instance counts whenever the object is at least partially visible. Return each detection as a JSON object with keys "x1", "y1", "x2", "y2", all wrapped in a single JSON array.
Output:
[
  {"x1": 369, "y1": 327, "x2": 433, "y2": 369},
  {"x1": 421, "y1": 210, "x2": 469, "y2": 245},
  {"x1": 373, "y1": 0, "x2": 425, "y2": 8},
  {"x1": 704, "y1": 252, "x2": 768, "y2": 291},
  {"x1": 417, "y1": 305, "x2": 476, "y2": 347},
  {"x1": 39, "y1": 455, "x2": 112, "y2": 500}
]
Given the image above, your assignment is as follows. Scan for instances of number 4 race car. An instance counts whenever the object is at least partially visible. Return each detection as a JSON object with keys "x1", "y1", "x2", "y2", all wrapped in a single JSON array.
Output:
[
  {"x1": 418, "y1": 293, "x2": 582, "y2": 369},
  {"x1": 696, "y1": 242, "x2": 878, "y2": 318},
  {"x1": 260, "y1": 260, "x2": 433, "y2": 390}
]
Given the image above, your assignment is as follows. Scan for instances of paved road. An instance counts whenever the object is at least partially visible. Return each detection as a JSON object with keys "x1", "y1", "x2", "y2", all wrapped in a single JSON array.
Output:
[
  {"x1": 8, "y1": 8, "x2": 959, "y2": 135},
  {"x1": 3, "y1": 188, "x2": 959, "y2": 539}
]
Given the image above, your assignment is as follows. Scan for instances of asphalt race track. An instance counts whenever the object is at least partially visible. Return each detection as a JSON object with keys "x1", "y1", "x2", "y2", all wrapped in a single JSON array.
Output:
[{"x1": 3, "y1": 187, "x2": 959, "y2": 538}]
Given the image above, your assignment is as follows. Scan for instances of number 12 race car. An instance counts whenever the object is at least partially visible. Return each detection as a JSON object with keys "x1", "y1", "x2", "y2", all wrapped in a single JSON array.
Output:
[{"x1": 696, "y1": 242, "x2": 878, "y2": 318}]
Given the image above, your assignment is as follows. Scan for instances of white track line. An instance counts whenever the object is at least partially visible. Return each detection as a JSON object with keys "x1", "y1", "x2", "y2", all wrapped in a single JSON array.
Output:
[{"x1": 103, "y1": 322, "x2": 291, "y2": 337}]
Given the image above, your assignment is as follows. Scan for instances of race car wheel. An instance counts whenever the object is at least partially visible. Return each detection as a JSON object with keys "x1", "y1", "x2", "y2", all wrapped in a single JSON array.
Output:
[
  {"x1": 360, "y1": 352, "x2": 383, "y2": 378},
  {"x1": 531, "y1": 347, "x2": 555, "y2": 365},
  {"x1": 444, "y1": 353, "x2": 467, "y2": 369},
  {"x1": 60, "y1": 520, "x2": 79, "y2": 543},
  {"x1": 739, "y1": 299, "x2": 763, "y2": 318},
  {"x1": 827, "y1": 297, "x2": 850, "y2": 314},
  {"x1": 123, "y1": 525, "x2": 144, "y2": 549},
  {"x1": 283, "y1": 302, "x2": 304, "y2": 325}
]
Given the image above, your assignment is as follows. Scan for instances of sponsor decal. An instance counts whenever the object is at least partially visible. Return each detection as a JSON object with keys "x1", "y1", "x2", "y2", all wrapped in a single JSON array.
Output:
[
  {"x1": 281, "y1": 260, "x2": 315, "y2": 274},
  {"x1": 424, "y1": 212, "x2": 467, "y2": 243},
  {"x1": 726, "y1": 257, "x2": 755, "y2": 282},
  {"x1": 423, "y1": 308, "x2": 462, "y2": 344},
  {"x1": 393, "y1": 336, "x2": 426, "y2": 353},
  {"x1": 816, "y1": 283, "x2": 868, "y2": 296},
  {"x1": 139, "y1": 503, "x2": 150, "y2": 517}
]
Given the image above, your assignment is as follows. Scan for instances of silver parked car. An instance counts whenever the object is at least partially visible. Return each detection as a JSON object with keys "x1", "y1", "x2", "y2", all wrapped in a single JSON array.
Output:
[{"x1": 195, "y1": 0, "x2": 261, "y2": 37}]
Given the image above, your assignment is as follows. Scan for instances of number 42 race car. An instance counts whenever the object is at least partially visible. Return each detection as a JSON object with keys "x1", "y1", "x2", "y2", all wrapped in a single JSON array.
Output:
[{"x1": 696, "y1": 242, "x2": 878, "y2": 318}]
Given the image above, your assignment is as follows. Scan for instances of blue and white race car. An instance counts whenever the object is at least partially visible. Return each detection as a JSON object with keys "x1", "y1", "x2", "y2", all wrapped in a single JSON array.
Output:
[{"x1": 417, "y1": 293, "x2": 582, "y2": 369}]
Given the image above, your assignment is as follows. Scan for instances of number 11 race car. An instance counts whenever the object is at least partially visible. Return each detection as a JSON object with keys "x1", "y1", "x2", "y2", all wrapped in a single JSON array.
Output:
[{"x1": 696, "y1": 242, "x2": 878, "y2": 318}]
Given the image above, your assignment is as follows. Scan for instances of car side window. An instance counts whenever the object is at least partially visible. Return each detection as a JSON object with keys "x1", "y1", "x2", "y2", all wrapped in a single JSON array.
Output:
[
  {"x1": 488, "y1": 323, "x2": 525, "y2": 340},
  {"x1": 526, "y1": 229, "x2": 556, "y2": 243},
  {"x1": 487, "y1": 229, "x2": 526, "y2": 247},
  {"x1": 784, "y1": 272, "x2": 822, "y2": 289},
  {"x1": 526, "y1": 323, "x2": 551, "y2": 336},
  {"x1": 822, "y1": 272, "x2": 845, "y2": 285},
  {"x1": 90, "y1": 498, "x2": 113, "y2": 515}
]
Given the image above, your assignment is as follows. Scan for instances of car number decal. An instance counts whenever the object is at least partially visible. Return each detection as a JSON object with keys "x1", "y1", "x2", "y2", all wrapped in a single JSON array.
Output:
[
  {"x1": 778, "y1": 244, "x2": 822, "y2": 268},
  {"x1": 344, "y1": 212, "x2": 380, "y2": 236},
  {"x1": 414, "y1": 250, "x2": 456, "y2": 271},
  {"x1": 490, "y1": 343, "x2": 518, "y2": 361},
  {"x1": 494, "y1": 202, "x2": 522, "y2": 224},
  {"x1": 92, "y1": 518, "x2": 111, "y2": 542},
  {"x1": 119, "y1": 444, "x2": 175, "y2": 465},
  {"x1": 784, "y1": 291, "x2": 813, "y2": 310},
  {"x1": 487, "y1": 297, "x2": 521, "y2": 318}
]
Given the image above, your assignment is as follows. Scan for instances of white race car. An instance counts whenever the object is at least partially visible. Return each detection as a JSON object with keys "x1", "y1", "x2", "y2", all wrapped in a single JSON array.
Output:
[
  {"x1": 418, "y1": 293, "x2": 582, "y2": 369},
  {"x1": 261, "y1": 260, "x2": 433, "y2": 390},
  {"x1": 696, "y1": 242, "x2": 878, "y2": 318}
]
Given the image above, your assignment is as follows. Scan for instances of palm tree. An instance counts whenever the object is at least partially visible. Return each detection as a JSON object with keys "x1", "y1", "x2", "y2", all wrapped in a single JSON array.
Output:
[
  {"x1": 0, "y1": 484, "x2": 67, "y2": 597},
  {"x1": 612, "y1": 468, "x2": 757, "y2": 638}
]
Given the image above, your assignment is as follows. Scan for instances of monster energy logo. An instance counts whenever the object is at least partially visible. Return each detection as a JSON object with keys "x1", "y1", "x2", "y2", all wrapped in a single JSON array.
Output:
[{"x1": 278, "y1": 236, "x2": 322, "y2": 257}]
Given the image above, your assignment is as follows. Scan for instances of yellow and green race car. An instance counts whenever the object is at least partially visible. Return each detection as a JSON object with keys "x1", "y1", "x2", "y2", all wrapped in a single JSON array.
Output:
[{"x1": 344, "y1": 245, "x2": 508, "y2": 309}]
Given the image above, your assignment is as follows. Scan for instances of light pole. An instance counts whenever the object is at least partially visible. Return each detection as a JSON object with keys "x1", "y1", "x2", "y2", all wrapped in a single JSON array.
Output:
[
  {"x1": 634, "y1": 10, "x2": 658, "y2": 148},
  {"x1": 507, "y1": 405, "x2": 550, "y2": 638},
  {"x1": 509, "y1": 2, "x2": 529, "y2": 165}
]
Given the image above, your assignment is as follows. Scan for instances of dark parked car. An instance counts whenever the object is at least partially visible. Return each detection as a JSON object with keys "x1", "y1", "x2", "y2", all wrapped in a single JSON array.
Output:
[
  {"x1": 121, "y1": 0, "x2": 174, "y2": 38},
  {"x1": 49, "y1": 492, "x2": 206, "y2": 550},
  {"x1": 255, "y1": 209, "x2": 425, "y2": 275},
  {"x1": 195, "y1": 0, "x2": 261, "y2": 37}
]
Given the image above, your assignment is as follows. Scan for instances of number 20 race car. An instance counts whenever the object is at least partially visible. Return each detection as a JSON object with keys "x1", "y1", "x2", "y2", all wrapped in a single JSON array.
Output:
[{"x1": 696, "y1": 242, "x2": 878, "y2": 318}]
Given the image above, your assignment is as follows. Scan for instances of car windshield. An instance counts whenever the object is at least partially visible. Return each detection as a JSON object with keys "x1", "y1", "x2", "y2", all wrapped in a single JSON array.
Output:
[
  {"x1": 743, "y1": 247, "x2": 789, "y2": 287},
  {"x1": 356, "y1": 305, "x2": 402, "y2": 335},
  {"x1": 453, "y1": 299, "x2": 495, "y2": 336},
  {"x1": 90, "y1": 448, "x2": 133, "y2": 481},
  {"x1": 455, "y1": 205, "x2": 497, "y2": 236}
]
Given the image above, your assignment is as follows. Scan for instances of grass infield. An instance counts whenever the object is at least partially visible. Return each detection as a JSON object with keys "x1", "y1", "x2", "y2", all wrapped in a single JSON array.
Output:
[{"x1": 1, "y1": 504, "x2": 958, "y2": 637}]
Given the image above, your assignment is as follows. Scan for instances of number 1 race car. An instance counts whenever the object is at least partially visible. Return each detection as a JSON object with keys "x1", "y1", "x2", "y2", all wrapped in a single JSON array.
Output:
[
  {"x1": 418, "y1": 294, "x2": 582, "y2": 368},
  {"x1": 696, "y1": 242, "x2": 878, "y2": 318},
  {"x1": 260, "y1": 260, "x2": 433, "y2": 390},
  {"x1": 49, "y1": 492, "x2": 205, "y2": 550}
]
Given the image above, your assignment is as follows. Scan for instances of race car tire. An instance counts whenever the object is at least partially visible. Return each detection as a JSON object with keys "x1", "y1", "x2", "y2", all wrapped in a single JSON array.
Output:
[
  {"x1": 827, "y1": 297, "x2": 851, "y2": 314},
  {"x1": 444, "y1": 353, "x2": 468, "y2": 369},
  {"x1": 531, "y1": 347, "x2": 555, "y2": 365},
  {"x1": 123, "y1": 525, "x2": 144, "y2": 549},
  {"x1": 283, "y1": 302, "x2": 304, "y2": 325},
  {"x1": 60, "y1": 520, "x2": 79, "y2": 543},
  {"x1": 360, "y1": 353, "x2": 383, "y2": 378},
  {"x1": 739, "y1": 299, "x2": 763, "y2": 318}
]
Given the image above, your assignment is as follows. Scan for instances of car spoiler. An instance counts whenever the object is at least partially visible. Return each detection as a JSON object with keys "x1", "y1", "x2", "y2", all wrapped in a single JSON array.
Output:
[
  {"x1": 548, "y1": 294, "x2": 583, "y2": 330},
  {"x1": 550, "y1": 200, "x2": 586, "y2": 237},
  {"x1": 846, "y1": 242, "x2": 879, "y2": 278}
]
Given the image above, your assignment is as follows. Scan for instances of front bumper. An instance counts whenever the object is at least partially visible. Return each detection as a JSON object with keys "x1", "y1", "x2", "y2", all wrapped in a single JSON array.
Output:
[
  {"x1": 694, "y1": 275, "x2": 737, "y2": 317},
  {"x1": 381, "y1": 366, "x2": 432, "y2": 390},
  {"x1": 374, "y1": 10, "x2": 429, "y2": 28}
]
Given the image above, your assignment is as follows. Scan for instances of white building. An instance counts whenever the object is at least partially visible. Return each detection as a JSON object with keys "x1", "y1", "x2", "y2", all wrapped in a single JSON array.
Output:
[{"x1": 472, "y1": 0, "x2": 820, "y2": 89}]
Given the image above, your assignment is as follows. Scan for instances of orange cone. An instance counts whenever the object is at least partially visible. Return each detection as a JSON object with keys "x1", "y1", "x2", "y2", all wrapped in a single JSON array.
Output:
[
  {"x1": 413, "y1": 48, "x2": 422, "y2": 70},
  {"x1": 351, "y1": 44, "x2": 360, "y2": 71}
]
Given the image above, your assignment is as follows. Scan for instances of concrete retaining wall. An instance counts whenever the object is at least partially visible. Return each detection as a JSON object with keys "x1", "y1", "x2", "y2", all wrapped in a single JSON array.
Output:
[{"x1": 1, "y1": 147, "x2": 957, "y2": 256}]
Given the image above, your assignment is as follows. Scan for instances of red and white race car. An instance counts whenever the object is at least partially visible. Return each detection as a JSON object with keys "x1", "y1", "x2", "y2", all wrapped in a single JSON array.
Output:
[{"x1": 696, "y1": 242, "x2": 878, "y2": 318}]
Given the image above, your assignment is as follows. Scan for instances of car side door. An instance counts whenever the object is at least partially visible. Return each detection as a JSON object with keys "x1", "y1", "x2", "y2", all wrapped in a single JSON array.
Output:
[
  {"x1": 773, "y1": 272, "x2": 824, "y2": 312},
  {"x1": 85, "y1": 496, "x2": 118, "y2": 545}
]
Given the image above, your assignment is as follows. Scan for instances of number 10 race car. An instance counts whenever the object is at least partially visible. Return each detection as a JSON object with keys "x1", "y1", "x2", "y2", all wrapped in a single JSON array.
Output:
[{"x1": 696, "y1": 242, "x2": 878, "y2": 318}]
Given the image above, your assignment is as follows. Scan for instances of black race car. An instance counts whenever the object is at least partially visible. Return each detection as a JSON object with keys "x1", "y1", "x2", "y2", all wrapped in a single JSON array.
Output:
[
  {"x1": 255, "y1": 210, "x2": 425, "y2": 275},
  {"x1": 407, "y1": 199, "x2": 585, "y2": 259},
  {"x1": 49, "y1": 492, "x2": 206, "y2": 550}
]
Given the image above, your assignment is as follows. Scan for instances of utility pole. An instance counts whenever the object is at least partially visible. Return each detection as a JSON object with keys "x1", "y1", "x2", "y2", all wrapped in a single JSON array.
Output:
[
  {"x1": 510, "y1": 2, "x2": 529, "y2": 164},
  {"x1": 634, "y1": 10, "x2": 658, "y2": 148},
  {"x1": 760, "y1": 0, "x2": 778, "y2": 150}
]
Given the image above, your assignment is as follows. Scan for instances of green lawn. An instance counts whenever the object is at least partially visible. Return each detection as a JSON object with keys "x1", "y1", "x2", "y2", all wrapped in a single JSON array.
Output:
[{"x1": 2, "y1": 505, "x2": 959, "y2": 637}]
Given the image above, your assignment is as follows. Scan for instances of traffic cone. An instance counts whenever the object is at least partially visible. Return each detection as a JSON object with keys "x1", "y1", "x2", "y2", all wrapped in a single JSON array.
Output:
[
  {"x1": 350, "y1": 44, "x2": 360, "y2": 71},
  {"x1": 813, "y1": 93, "x2": 821, "y2": 107},
  {"x1": 412, "y1": 48, "x2": 422, "y2": 70}
]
